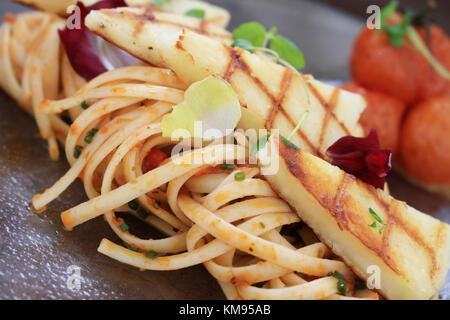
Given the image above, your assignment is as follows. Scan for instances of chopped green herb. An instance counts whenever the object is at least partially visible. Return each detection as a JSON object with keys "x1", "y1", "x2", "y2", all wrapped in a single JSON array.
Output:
[
  {"x1": 368, "y1": 208, "x2": 387, "y2": 234},
  {"x1": 128, "y1": 245, "x2": 139, "y2": 252},
  {"x1": 220, "y1": 164, "x2": 235, "y2": 170},
  {"x1": 80, "y1": 100, "x2": 89, "y2": 110},
  {"x1": 120, "y1": 223, "x2": 129, "y2": 232},
  {"x1": 137, "y1": 207, "x2": 149, "y2": 219},
  {"x1": 150, "y1": 0, "x2": 166, "y2": 7},
  {"x1": 234, "y1": 172, "x2": 246, "y2": 181},
  {"x1": 146, "y1": 250, "x2": 158, "y2": 259},
  {"x1": 328, "y1": 271, "x2": 346, "y2": 296},
  {"x1": 378, "y1": 223, "x2": 387, "y2": 235},
  {"x1": 128, "y1": 200, "x2": 139, "y2": 211},
  {"x1": 369, "y1": 208, "x2": 383, "y2": 223},
  {"x1": 185, "y1": 9, "x2": 205, "y2": 19},
  {"x1": 250, "y1": 135, "x2": 270, "y2": 155},
  {"x1": 73, "y1": 145, "x2": 83, "y2": 159},
  {"x1": 337, "y1": 279, "x2": 347, "y2": 296},
  {"x1": 84, "y1": 128, "x2": 98, "y2": 144},
  {"x1": 354, "y1": 279, "x2": 366, "y2": 290}
]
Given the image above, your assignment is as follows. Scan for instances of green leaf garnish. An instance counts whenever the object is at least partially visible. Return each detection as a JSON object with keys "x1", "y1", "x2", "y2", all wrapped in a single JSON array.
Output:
[
  {"x1": 377, "y1": 1, "x2": 450, "y2": 79},
  {"x1": 161, "y1": 76, "x2": 242, "y2": 139},
  {"x1": 231, "y1": 39, "x2": 255, "y2": 53},
  {"x1": 232, "y1": 22, "x2": 267, "y2": 48},
  {"x1": 270, "y1": 35, "x2": 305, "y2": 69},
  {"x1": 150, "y1": 0, "x2": 166, "y2": 7},
  {"x1": 185, "y1": 9, "x2": 205, "y2": 19},
  {"x1": 369, "y1": 222, "x2": 377, "y2": 228}
]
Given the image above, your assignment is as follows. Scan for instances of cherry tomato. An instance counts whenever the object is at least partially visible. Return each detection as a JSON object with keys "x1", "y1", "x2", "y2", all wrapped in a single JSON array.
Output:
[
  {"x1": 142, "y1": 148, "x2": 168, "y2": 173},
  {"x1": 350, "y1": 24, "x2": 450, "y2": 105},
  {"x1": 399, "y1": 95, "x2": 450, "y2": 184}
]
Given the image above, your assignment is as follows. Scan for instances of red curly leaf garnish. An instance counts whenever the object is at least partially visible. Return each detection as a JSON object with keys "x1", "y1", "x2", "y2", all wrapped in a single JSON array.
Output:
[
  {"x1": 58, "y1": 0, "x2": 127, "y2": 80},
  {"x1": 326, "y1": 129, "x2": 392, "y2": 189}
]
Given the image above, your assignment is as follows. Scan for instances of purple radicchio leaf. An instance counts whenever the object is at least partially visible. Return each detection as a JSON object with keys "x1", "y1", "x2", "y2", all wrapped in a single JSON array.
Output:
[{"x1": 58, "y1": 0, "x2": 128, "y2": 80}]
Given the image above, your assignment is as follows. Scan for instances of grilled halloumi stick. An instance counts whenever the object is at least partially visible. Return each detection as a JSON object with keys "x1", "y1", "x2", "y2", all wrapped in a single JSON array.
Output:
[
  {"x1": 14, "y1": 0, "x2": 230, "y2": 28},
  {"x1": 85, "y1": 7, "x2": 366, "y2": 157},
  {"x1": 264, "y1": 136, "x2": 450, "y2": 300}
]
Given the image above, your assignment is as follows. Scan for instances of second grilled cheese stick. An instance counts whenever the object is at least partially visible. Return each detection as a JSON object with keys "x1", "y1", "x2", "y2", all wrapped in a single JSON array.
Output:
[
  {"x1": 85, "y1": 7, "x2": 366, "y2": 157},
  {"x1": 14, "y1": 0, "x2": 231, "y2": 28},
  {"x1": 264, "y1": 136, "x2": 450, "y2": 300}
]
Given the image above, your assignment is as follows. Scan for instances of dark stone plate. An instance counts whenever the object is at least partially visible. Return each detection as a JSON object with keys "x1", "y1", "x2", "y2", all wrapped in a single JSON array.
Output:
[{"x1": 0, "y1": 0, "x2": 448, "y2": 300}]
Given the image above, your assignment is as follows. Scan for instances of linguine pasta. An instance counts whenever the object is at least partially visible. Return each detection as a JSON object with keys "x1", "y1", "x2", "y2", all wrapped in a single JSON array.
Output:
[{"x1": 23, "y1": 60, "x2": 378, "y2": 300}]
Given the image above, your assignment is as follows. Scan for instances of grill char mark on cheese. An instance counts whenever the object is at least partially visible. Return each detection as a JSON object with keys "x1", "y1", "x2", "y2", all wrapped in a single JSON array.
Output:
[
  {"x1": 104, "y1": 8, "x2": 231, "y2": 40},
  {"x1": 278, "y1": 139, "x2": 444, "y2": 280},
  {"x1": 221, "y1": 46, "x2": 322, "y2": 157}
]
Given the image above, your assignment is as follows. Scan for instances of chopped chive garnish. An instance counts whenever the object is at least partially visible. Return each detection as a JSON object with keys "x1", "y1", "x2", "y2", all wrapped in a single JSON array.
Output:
[
  {"x1": 369, "y1": 208, "x2": 383, "y2": 223},
  {"x1": 337, "y1": 279, "x2": 347, "y2": 296},
  {"x1": 80, "y1": 100, "x2": 89, "y2": 110},
  {"x1": 220, "y1": 164, "x2": 235, "y2": 170},
  {"x1": 137, "y1": 207, "x2": 149, "y2": 219},
  {"x1": 120, "y1": 223, "x2": 129, "y2": 232},
  {"x1": 128, "y1": 245, "x2": 139, "y2": 252},
  {"x1": 328, "y1": 271, "x2": 347, "y2": 296},
  {"x1": 378, "y1": 223, "x2": 387, "y2": 235},
  {"x1": 73, "y1": 145, "x2": 83, "y2": 159},
  {"x1": 234, "y1": 172, "x2": 246, "y2": 181},
  {"x1": 146, "y1": 250, "x2": 158, "y2": 259},
  {"x1": 128, "y1": 200, "x2": 139, "y2": 211},
  {"x1": 368, "y1": 208, "x2": 387, "y2": 234},
  {"x1": 84, "y1": 128, "x2": 98, "y2": 144}
]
